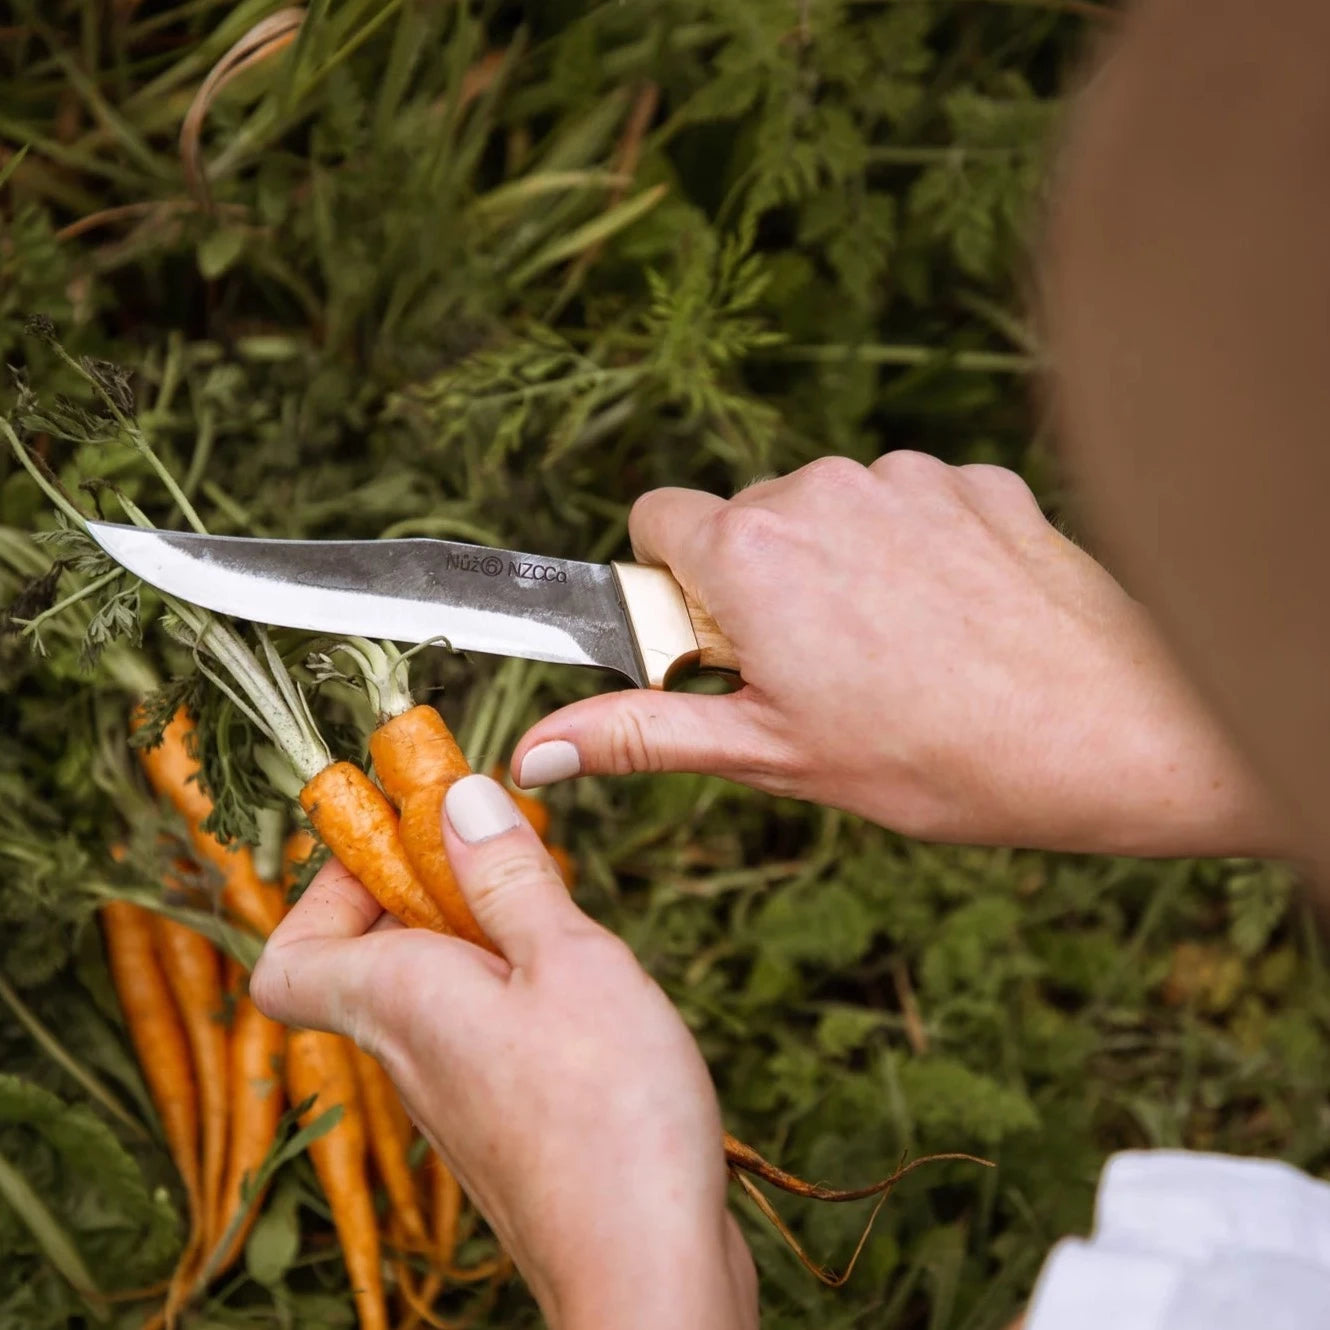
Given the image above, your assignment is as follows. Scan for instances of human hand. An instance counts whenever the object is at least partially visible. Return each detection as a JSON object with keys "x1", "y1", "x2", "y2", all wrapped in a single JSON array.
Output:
[
  {"x1": 251, "y1": 775, "x2": 757, "y2": 1330},
  {"x1": 513, "y1": 454, "x2": 1284, "y2": 858}
]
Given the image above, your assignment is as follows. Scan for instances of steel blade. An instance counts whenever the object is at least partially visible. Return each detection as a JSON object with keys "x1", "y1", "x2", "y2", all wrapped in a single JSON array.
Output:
[{"x1": 87, "y1": 523, "x2": 645, "y2": 685}]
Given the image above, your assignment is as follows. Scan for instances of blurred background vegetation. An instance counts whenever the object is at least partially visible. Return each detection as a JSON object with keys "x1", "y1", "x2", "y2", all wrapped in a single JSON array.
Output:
[{"x1": 3, "y1": 2, "x2": 1328, "y2": 1327}]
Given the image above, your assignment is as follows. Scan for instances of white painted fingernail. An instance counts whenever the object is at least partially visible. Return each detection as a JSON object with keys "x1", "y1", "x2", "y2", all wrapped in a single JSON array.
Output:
[
  {"x1": 445, "y1": 775, "x2": 521, "y2": 844},
  {"x1": 518, "y1": 740, "x2": 580, "y2": 789}
]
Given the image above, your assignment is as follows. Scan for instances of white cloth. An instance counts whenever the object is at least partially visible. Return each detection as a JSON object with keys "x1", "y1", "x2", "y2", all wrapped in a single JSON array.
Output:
[{"x1": 1025, "y1": 1152, "x2": 1330, "y2": 1329}]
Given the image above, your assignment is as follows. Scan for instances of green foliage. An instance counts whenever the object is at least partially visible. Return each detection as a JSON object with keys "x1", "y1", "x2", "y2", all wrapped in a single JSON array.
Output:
[
  {"x1": 0, "y1": 1074, "x2": 180, "y2": 1311},
  {"x1": 4, "y1": 4, "x2": 1328, "y2": 1330}
]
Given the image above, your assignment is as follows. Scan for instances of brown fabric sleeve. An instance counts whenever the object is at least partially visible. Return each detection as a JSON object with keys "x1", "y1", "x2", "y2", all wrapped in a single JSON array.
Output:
[{"x1": 1039, "y1": 0, "x2": 1330, "y2": 876}]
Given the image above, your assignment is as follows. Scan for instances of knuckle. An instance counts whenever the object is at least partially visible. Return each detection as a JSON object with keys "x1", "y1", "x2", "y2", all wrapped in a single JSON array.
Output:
[
  {"x1": 960, "y1": 462, "x2": 1038, "y2": 506},
  {"x1": 626, "y1": 489, "x2": 660, "y2": 539},
  {"x1": 871, "y1": 448, "x2": 948, "y2": 487},
  {"x1": 707, "y1": 503, "x2": 785, "y2": 564},
  {"x1": 799, "y1": 455, "x2": 869, "y2": 492}
]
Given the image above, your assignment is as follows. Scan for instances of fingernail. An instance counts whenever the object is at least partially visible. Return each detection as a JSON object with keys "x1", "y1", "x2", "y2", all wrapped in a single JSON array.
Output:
[
  {"x1": 445, "y1": 775, "x2": 522, "y2": 844},
  {"x1": 517, "y1": 740, "x2": 580, "y2": 789}
]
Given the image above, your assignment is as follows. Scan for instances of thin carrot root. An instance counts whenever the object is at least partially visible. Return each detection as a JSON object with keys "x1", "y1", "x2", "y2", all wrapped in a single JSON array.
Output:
[
  {"x1": 724, "y1": 1134, "x2": 994, "y2": 1286},
  {"x1": 369, "y1": 706, "x2": 487, "y2": 948},
  {"x1": 387, "y1": 1214, "x2": 422, "y2": 1323},
  {"x1": 429, "y1": 1152, "x2": 462, "y2": 1272},
  {"x1": 286, "y1": 1028, "x2": 388, "y2": 1330},
  {"x1": 723, "y1": 1132, "x2": 992, "y2": 1202},
  {"x1": 730, "y1": 1168, "x2": 892, "y2": 1288},
  {"x1": 353, "y1": 1047, "x2": 429, "y2": 1250},
  {"x1": 300, "y1": 760, "x2": 451, "y2": 933}
]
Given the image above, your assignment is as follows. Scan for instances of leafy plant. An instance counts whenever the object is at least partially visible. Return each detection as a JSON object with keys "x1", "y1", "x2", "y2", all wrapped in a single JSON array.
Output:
[{"x1": 4, "y1": 3, "x2": 1326, "y2": 1329}]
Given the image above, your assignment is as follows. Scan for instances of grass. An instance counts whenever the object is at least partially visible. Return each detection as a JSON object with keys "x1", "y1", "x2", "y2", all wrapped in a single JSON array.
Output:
[{"x1": 2, "y1": 3, "x2": 1327, "y2": 1328}]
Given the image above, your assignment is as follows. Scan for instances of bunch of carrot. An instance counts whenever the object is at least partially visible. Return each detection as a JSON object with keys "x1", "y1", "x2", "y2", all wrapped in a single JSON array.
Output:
[
  {"x1": 284, "y1": 699, "x2": 987, "y2": 1288},
  {"x1": 102, "y1": 707, "x2": 556, "y2": 1328}
]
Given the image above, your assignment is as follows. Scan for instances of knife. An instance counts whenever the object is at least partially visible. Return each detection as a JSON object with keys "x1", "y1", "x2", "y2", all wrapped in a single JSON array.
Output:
[{"x1": 86, "y1": 522, "x2": 738, "y2": 690}]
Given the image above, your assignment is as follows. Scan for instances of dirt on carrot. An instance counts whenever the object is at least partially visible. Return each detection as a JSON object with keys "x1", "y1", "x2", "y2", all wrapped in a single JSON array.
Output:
[
  {"x1": 369, "y1": 706, "x2": 485, "y2": 947},
  {"x1": 299, "y1": 761, "x2": 451, "y2": 934}
]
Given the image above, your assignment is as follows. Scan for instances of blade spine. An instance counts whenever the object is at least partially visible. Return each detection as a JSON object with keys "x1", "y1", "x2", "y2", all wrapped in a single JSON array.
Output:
[{"x1": 90, "y1": 521, "x2": 607, "y2": 579}]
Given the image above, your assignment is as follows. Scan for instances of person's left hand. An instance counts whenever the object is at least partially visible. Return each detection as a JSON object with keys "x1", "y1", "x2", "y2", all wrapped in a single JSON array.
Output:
[{"x1": 251, "y1": 774, "x2": 756, "y2": 1330}]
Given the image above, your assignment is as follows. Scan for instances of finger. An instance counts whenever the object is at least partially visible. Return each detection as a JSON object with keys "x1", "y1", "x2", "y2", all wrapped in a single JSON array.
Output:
[
  {"x1": 956, "y1": 462, "x2": 1047, "y2": 522},
  {"x1": 511, "y1": 688, "x2": 787, "y2": 788},
  {"x1": 442, "y1": 774, "x2": 586, "y2": 970},
  {"x1": 628, "y1": 486, "x2": 725, "y2": 571},
  {"x1": 251, "y1": 857, "x2": 489, "y2": 1038},
  {"x1": 270, "y1": 857, "x2": 383, "y2": 947}
]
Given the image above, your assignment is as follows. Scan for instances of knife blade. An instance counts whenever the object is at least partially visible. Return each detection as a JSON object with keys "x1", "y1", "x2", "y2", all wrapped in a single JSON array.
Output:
[{"x1": 86, "y1": 522, "x2": 737, "y2": 689}]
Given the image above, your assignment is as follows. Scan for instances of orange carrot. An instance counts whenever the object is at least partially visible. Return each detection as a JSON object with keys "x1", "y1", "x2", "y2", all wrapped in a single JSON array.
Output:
[
  {"x1": 151, "y1": 915, "x2": 229, "y2": 1257},
  {"x1": 210, "y1": 836, "x2": 304, "y2": 1279},
  {"x1": 287, "y1": 1028, "x2": 387, "y2": 1330},
  {"x1": 211, "y1": 982, "x2": 285, "y2": 1276},
  {"x1": 280, "y1": 827, "x2": 319, "y2": 899},
  {"x1": 101, "y1": 900, "x2": 203, "y2": 1317},
  {"x1": 300, "y1": 761, "x2": 451, "y2": 933},
  {"x1": 352, "y1": 1046, "x2": 428, "y2": 1251},
  {"x1": 136, "y1": 707, "x2": 286, "y2": 938},
  {"x1": 429, "y1": 1154, "x2": 461, "y2": 1273},
  {"x1": 395, "y1": 1154, "x2": 461, "y2": 1330},
  {"x1": 368, "y1": 707, "x2": 484, "y2": 947}
]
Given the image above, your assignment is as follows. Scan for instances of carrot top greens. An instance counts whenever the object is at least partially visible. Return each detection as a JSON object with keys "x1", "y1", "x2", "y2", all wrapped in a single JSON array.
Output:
[{"x1": 1, "y1": 3, "x2": 1320, "y2": 1329}]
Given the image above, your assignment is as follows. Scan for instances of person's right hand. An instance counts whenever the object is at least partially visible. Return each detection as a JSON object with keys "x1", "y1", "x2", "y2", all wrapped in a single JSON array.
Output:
[{"x1": 514, "y1": 454, "x2": 1285, "y2": 858}]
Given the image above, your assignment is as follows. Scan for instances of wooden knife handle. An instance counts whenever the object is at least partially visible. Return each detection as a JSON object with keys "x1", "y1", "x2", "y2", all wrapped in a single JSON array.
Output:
[
  {"x1": 680, "y1": 589, "x2": 740, "y2": 675},
  {"x1": 610, "y1": 562, "x2": 740, "y2": 689}
]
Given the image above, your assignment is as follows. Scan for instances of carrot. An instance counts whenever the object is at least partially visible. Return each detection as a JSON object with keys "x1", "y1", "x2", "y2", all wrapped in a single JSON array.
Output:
[
  {"x1": 368, "y1": 706, "x2": 484, "y2": 947},
  {"x1": 101, "y1": 900, "x2": 203, "y2": 1320},
  {"x1": 429, "y1": 1153, "x2": 462, "y2": 1274},
  {"x1": 211, "y1": 981, "x2": 285, "y2": 1277},
  {"x1": 300, "y1": 761, "x2": 451, "y2": 933},
  {"x1": 287, "y1": 1028, "x2": 387, "y2": 1330},
  {"x1": 395, "y1": 1154, "x2": 460, "y2": 1330},
  {"x1": 281, "y1": 827, "x2": 319, "y2": 898},
  {"x1": 136, "y1": 707, "x2": 286, "y2": 938},
  {"x1": 151, "y1": 915, "x2": 230, "y2": 1257},
  {"x1": 210, "y1": 836, "x2": 304, "y2": 1279},
  {"x1": 352, "y1": 1046, "x2": 428, "y2": 1251}
]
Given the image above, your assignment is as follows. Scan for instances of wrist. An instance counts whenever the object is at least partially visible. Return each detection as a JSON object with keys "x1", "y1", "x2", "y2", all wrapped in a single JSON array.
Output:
[
  {"x1": 542, "y1": 1214, "x2": 756, "y2": 1330},
  {"x1": 1078, "y1": 667, "x2": 1292, "y2": 860}
]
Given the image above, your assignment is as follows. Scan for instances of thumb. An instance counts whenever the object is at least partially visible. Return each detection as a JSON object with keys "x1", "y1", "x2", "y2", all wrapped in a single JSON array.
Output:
[
  {"x1": 510, "y1": 689, "x2": 781, "y2": 788},
  {"x1": 442, "y1": 774, "x2": 583, "y2": 969}
]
